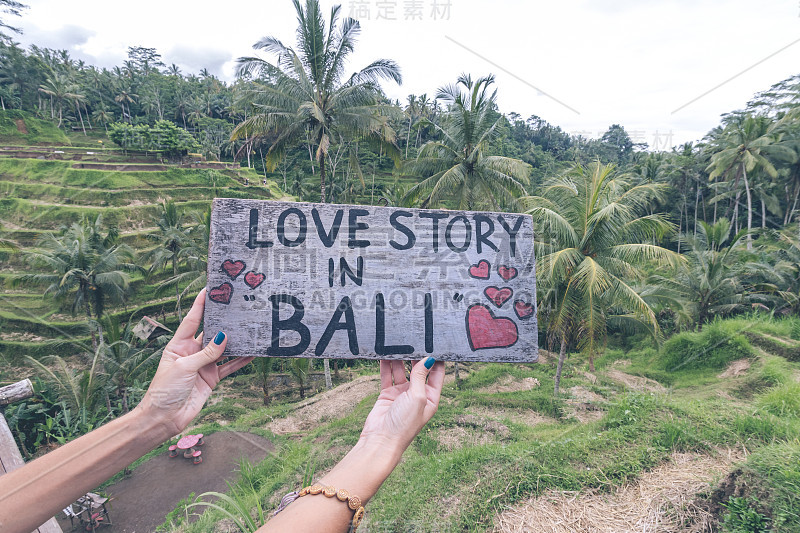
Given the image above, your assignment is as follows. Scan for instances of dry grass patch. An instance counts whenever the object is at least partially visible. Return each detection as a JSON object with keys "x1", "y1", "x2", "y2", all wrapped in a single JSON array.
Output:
[
  {"x1": 267, "y1": 375, "x2": 380, "y2": 434},
  {"x1": 466, "y1": 405, "x2": 554, "y2": 427},
  {"x1": 565, "y1": 386, "x2": 607, "y2": 423},
  {"x1": 717, "y1": 359, "x2": 751, "y2": 379},
  {"x1": 437, "y1": 414, "x2": 511, "y2": 450},
  {"x1": 606, "y1": 369, "x2": 666, "y2": 393},
  {"x1": 480, "y1": 375, "x2": 541, "y2": 394},
  {"x1": 493, "y1": 449, "x2": 744, "y2": 533}
]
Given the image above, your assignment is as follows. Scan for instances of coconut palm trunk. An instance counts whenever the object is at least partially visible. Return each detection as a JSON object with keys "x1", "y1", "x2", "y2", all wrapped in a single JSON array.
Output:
[
  {"x1": 554, "y1": 336, "x2": 567, "y2": 395},
  {"x1": 743, "y1": 165, "x2": 753, "y2": 250}
]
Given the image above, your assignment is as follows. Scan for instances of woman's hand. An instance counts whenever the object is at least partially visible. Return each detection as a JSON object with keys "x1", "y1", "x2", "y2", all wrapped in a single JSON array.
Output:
[
  {"x1": 136, "y1": 289, "x2": 254, "y2": 436},
  {"x1": 359, "y1": 358, "x2": 445, "y2": 451}
]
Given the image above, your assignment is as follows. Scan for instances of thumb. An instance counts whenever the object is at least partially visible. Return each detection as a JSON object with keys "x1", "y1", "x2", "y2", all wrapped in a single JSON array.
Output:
[
  {"x1": 183, "y1": 331, "x2": 228, "y2": 372},
  {"x1": 409, "y1": 356, "x2": 436, "y2": 394}
]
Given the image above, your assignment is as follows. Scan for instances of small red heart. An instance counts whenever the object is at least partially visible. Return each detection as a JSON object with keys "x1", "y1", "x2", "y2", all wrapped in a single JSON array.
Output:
[
  {"x1": 466, "y1": 305, "x2": 518, "y2": 350},
  {"x1": 244, "y1": 271, "x2": 265, "y2": 289},
  {"x1": 484, "y1": 286, "x2": 513, "y2": 308},
  {"x1": 468, "y1": 259, "x2": 491, "y2": 280},
  {"x1": 514, "y1": 300, "x2": 534, "y2": 319},
  {"x1": 209, "y1": 282, "x2": 233, "y2": 305},
  {"x1": 221, "y1": 259, "x2": 245, "y2": 280},
  {"x1": 497, "y1": 265, "x2": 518, "y2": 281}
]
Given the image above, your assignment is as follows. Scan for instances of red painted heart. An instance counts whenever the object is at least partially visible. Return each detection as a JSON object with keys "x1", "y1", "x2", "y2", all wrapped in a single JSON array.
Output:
[
  {"x1": 468, "y1": 259, "x2": 491, "y2": 280},
  {"x1": 208, "y1": 282, "x2": 233, "y2": 305},
  {"x1": 514, "y1": 300, "x2": 535, "y2": 319},
  {"x1": 497, "y1": 265, "x2": 518, "y2": 281},
  {"x1": 244, "y1": 271, "x2": 265, "y2": 289},
  {"x1": 484, "y1": 286, "x2": 513, "y2": 308},
  {"x1": 221, "y1": 259, "x2": 245, "y2": 280},
  {"x1": 466, "y1": 304, "x2": 519, "y2": 350}
]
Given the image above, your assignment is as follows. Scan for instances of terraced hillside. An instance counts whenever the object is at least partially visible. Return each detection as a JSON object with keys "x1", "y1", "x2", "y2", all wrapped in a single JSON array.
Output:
[{"x1": 0, "y1": 133, "x2": 289, "y2": 368}]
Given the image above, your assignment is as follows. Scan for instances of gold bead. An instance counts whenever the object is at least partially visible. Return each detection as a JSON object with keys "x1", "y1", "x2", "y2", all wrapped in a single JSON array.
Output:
[
  {"x1": 352, "y1": 507, "x2": 365, "y2": 529},
  {"x1": 323, "y1": 486, "x2": 337, "y2": 497},
  {"x1": 336, "y1": 489, "x2": 350, "y2": 502},
  {"x1": 309, "y1": 484, "x2": 323, "y2": 495},
  {"x1": 348, "y1": 495, "x2": 362, "y2": 510}
]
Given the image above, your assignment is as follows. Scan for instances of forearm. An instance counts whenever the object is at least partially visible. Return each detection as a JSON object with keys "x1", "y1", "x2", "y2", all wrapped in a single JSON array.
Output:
[
  {"x1": 0, "y1": 406, "x2": 172, "y2": 533},
  {"x1": 259, "y1": 436, "x2": 404, "y2": 533}
]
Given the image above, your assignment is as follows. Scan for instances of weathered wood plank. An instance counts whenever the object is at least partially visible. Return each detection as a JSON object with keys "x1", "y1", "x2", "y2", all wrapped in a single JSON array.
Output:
[
  {"x1": 0, "y1": 379, "x2": 34, "y2": 406},
  {"x1": 204, "y1": 199, "x2": 538, "y2": 362}
]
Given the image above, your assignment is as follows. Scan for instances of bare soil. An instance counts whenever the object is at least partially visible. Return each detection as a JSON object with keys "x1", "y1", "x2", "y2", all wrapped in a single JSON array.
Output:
[
  {"x1": 14, "y1": 119, "x2": 27, "y2": 134},
  {"x1": 54, "y1": 431, "x2": 273, "y2": 533}
]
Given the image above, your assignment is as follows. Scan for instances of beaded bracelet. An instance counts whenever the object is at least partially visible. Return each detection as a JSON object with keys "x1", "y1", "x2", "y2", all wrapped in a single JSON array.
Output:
[{"x1": 295, "y1": 483, "x2": 365, "y2": 530}]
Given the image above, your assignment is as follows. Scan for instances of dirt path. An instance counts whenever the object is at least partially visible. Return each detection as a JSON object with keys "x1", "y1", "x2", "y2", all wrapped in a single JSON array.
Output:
[
  {"x1": 493, "y1": 449, "x2": 743, "y2": 533},
  {"x1": 54, "y1": 431, "x2": 274, "y2": 533}
]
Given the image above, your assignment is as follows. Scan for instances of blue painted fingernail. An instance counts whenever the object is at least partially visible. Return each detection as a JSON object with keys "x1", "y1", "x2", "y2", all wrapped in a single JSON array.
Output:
[
  {"x1": 214, "y1": 331, "x2": 225, "y2": 345},
  {"x1": 424, "y1": 357, "x2": 436, "y2": 369}
]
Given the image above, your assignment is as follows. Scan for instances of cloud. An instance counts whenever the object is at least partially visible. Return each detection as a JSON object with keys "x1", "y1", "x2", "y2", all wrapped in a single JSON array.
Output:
[
  {"x1": 21, "y1": 23, "x2": 95, "y2": 50},
  {"x1": 166, "y1": 45, "x2": 233, "y2": 77}
]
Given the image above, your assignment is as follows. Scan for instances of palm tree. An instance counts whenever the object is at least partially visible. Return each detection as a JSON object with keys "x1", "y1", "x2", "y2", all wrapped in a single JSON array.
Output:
[
  {"x1": 144, "y1": 200, "x2": 191, "y2": 321},
  {"x1": 707, "y1": 114, "x2": 789, "y2": 250},
  {"x1": 288, "y1": 357, "x2": 311, "y2": 399},
  {"x1": 156, "y1": 208, "x2": 210, "y2": 310},
  {"x1": 231, "y1": 0, "x2": 403, "y2": 204},
  {"x1": 405, "y1": 74, "x2": 531, "y2": 210},
  {"x1": 20, "y1": 215, "x2": 137, "y2": 349},
  {"x1": 99, "y1": 317, "x2": 164, "y2": 414},
  {"x1": 114, "y1": 87, "x2": 137, "y2": 123},
  {"x1": 522, "y1": 161, "x2": 682, "y2": 393},
  {"x1": 253, "y1": 357, "x2": 274, "y2": 405},
  {"x1": 648, "y1": 219, "x2": 762, "y2": 326},
  {"x1": 38, "y1": 72, "x2": 78, "y2": 128}
]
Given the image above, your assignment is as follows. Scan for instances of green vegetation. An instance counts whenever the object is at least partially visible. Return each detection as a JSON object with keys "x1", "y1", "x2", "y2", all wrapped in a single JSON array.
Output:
[{"x1": 1, "y1": 0, "x2": 800, "y2": 530}]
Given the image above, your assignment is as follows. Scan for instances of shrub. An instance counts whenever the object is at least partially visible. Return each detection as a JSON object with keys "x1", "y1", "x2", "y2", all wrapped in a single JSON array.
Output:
[
  {"x1": 660, "y1": 321, "x2": 753, "y2": 371},
  {"x1": 757, "y1": 382, "x2": 800, "y2": 418}
]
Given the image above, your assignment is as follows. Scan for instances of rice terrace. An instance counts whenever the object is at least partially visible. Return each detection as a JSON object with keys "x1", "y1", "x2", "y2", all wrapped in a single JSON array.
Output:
[{"x1": 0, "y1": 1, "x2": 799, "y2": 532}]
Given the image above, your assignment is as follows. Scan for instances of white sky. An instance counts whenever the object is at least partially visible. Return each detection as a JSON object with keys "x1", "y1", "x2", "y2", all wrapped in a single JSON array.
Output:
[{"x1": 14, "y1": 0, "x2": 800, "y2": 148}]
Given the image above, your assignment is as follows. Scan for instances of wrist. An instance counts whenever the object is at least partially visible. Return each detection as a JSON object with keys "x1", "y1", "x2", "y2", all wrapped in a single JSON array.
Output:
[
  {"x1": 317, "y1": 436, "x2": 405, "y2": 503},
  {"x1": 129, "y1": 404, "x2": 178, "y2": 445}
]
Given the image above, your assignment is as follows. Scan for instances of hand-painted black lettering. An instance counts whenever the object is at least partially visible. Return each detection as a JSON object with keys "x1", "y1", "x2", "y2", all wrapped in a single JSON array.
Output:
[
  {"x1": 312, "y1": 208, "x2": 343, "y2": 247},
  {"x1": 419, "y1": 212, "x2": 448, "y2": 252},
  {"x1": 445, "y1": 215, "x2": 472, "y2": 252},
  {"x1": 473, "y1": 214, "x2": 499, "y2": 254},
  {"x1": 498, "y1": 215, "x2": 524, "y2": 257},
  {"x1": 315, "y1": 296, "x2": 359, "y2": 356},
  {"x1": 328, "y1": 258, "x2": 335, "y2": 288},
  {"x1": 340, "y1": 256, "x2": 364, "y2": 286},
  {"x1": 374, "y1": 293, "x2": 414, "y2": 356},
  {"x1": 389, "y1": 210, "x2": 416, "y2": 250},
  {"x1": 266, "y1": 294, "x2": 310, "y2": 356},
  {"x1": 246, "y1": 208, "x2": 273, "y2": 249},
  {"x1": 276, "y1": 207, "x2": 307, "y2": 247},
  {"x1": 424, "y1": 292, "x2": 434, "y2": 353},
  {"x1": 348, "y1": 208, "x2": 370, "y2": 248}
]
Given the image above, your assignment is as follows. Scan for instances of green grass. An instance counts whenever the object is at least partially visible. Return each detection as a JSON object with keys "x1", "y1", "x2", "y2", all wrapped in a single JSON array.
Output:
[{"x1": 0, "y1": 110, "x2": 70, "y2": 145}]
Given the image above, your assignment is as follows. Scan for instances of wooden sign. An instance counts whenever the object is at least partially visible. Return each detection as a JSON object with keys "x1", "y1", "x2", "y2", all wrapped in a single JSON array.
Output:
[{"x1": 203, "y1": 199, "x2": 538, "y2": 362}]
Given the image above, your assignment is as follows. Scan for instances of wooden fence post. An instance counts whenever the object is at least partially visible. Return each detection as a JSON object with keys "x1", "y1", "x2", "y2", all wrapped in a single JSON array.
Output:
[{"x1": 0, "y1": 379, "x2": 63, "y2": 533}]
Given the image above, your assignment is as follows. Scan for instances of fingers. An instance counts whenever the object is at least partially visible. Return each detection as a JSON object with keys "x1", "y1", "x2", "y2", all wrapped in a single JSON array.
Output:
[
  {"x1": 409, "y1": 357, "x2": 436, "y2": 396},
  {"x1": 174, "y1": 289, "x2": 206, "y2": 341},
  {"x1": 218, "y1": 356, "x2": 255, "y2": 379},
  {"x1": 182, "y1": 330, "x2": 227, "y2": 372},
  {"x1": 391, "y1": 360, "x2": 407, "y2": 385},
  {"x1": 380, "y1": 361, "x2": 393, "y2": 390},
  {"x1": 426, "y1": 361, "x2": 445, "y2": 393}
]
